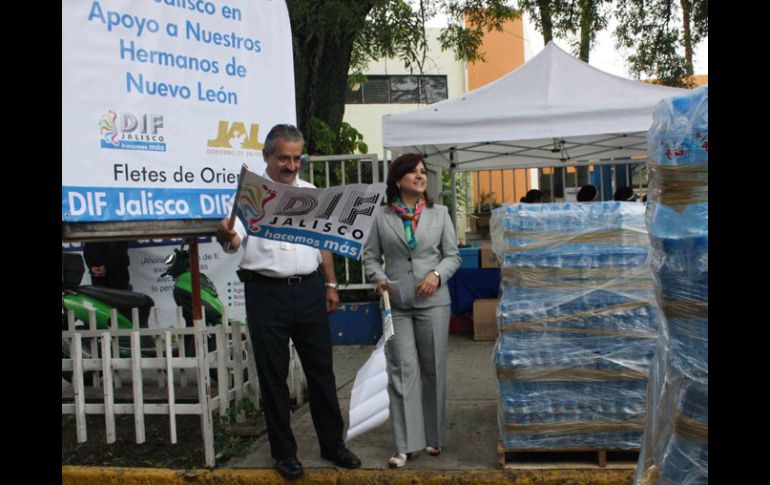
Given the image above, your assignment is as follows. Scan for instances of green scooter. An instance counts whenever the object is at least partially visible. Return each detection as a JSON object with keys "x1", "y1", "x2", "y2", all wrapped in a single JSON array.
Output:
[
  {"x1": 62, "y1": 241, "x2": 224, "y2": 380},
  {"x1": 160, "y1": 242, "x2": 224, "y2": 356}
]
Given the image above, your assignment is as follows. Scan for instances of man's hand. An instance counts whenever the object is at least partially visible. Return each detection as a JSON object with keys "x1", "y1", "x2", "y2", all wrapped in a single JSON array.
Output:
[
  {"x1": 416, "y1": 272, "x2": 439, "y2": 299},
  {"x1": 91, "y1": 265, "x2": 106, "y2": 277},
  {"x1": 326, "y1": 288, "x2": 340, "y2": 313},
  {"x1": 216, "y1": 218, "x2": 240, "y2": 250}
]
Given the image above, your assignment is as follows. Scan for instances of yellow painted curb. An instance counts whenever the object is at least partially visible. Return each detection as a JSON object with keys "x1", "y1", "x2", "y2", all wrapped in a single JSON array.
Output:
[
  {"x1": 62, "y1": 466, "x2": 635, "y2": 485},
  {"x1": 336, "y1": 469, "x2": 635, "y2": 485},
  {"x1": 61, "y1": 466, "x2": 338, "y2": 485}
]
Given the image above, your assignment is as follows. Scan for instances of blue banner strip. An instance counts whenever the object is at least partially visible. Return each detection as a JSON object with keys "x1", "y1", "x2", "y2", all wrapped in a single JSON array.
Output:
[
  {"x1": 246, "y1": 225, "x2": 364, "y2": 259},
  {"x1": 62, "y1": 186, "x2": 236, "y2": 222}
]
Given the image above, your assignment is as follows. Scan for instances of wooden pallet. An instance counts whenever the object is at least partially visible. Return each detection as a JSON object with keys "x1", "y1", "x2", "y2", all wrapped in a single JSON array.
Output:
[{"x1": 497, "y1": 440, "x2": 639, "y2": 470}]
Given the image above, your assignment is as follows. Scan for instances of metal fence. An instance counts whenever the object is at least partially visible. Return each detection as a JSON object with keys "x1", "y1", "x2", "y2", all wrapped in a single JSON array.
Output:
[{"x1": 300, "y1": 153, "x2": 385, "y2": 290}]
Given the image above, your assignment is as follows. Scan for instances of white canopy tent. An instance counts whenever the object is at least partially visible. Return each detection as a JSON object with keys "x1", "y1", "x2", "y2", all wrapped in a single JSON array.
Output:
[
  {"x1": 383, "y1": 42, "x2": 689, "y2": 171},
  {"x1": 382, "y1": 41, "x2": 690, "y2": 218}
]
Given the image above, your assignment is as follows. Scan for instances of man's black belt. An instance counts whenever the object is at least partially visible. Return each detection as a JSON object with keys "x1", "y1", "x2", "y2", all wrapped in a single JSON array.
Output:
[{"x1": 237, "y1": 269, "x2": 317, "y2": 285}]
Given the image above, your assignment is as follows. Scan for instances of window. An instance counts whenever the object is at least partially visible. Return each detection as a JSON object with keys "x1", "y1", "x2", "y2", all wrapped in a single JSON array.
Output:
[
  {"x1": 346, "y1": 75, "x2": 448, "y2": 104},
  {"x1": 420, "y1": 76, "x2": 448, "y2": 104},
  {"x1": 363, "y1": 77, "x2": 390, "y2": 103},
  {"x1": 345, "y1": 84, "x2": 363, "y2": 104},
  {"x1": 390, "y1": 76, "x2": 420, "y2": 103}
]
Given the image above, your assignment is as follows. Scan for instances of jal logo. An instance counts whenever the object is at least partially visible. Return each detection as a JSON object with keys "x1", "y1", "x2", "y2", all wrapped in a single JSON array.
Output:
[{"x1": 207, "y1": 121, "x2": 264, "y2": 150}]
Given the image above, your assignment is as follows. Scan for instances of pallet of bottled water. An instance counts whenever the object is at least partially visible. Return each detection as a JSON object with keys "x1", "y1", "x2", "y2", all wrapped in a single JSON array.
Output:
[
  {"x1": 636, "y1": 86, "x2": 708, "y2": 485},
  {"x1": 490, "y1": 201, "x2": 660, "y2": 454}
]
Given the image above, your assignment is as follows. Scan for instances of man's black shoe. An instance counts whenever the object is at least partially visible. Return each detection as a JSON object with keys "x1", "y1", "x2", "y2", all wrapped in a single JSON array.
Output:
[
  {"x1": 321, "y1": 445, "x2": 362, "y2": 469},
  {"x1": 274, "y1": 457, "x2": 304, "y2": 480}
]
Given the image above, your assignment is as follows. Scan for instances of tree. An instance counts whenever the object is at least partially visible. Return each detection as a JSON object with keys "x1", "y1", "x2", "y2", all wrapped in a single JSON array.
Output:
[
  {"x1": 516, "y1": 0, "x2": 612, "y2": 62},
  {"x1": 613, "y1": 0, "x2": 708, "y2": 87},
  {"x1": 517, "y1": 0, "x2": 560, "y2": 43},
  {"x1": 286, "y1": 0, "x2": 519, "y2": 154},
  {"x1": 515, "y1": 1, "x2": 612, "y2": 192}
]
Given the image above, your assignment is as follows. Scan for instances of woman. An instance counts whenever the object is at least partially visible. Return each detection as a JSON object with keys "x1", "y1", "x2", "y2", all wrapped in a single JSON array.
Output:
[{"x1": 363, "y1": 153, "x2": 461, "y2": 468}]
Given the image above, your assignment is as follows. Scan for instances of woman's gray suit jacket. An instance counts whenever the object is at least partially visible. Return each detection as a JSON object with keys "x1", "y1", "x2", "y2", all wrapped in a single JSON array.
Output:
[{"x1": 363, "y1": 204, "x2": 461, "y2": 308}]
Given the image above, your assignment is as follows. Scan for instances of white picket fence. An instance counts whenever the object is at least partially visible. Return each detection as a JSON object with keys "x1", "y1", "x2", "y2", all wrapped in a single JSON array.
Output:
[{"x1": 61, "y1": 307, "x2": 307, "y2": 467}]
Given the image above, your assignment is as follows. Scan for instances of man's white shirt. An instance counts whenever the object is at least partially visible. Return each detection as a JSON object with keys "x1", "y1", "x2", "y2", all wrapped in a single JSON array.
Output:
[{"x1": 228, "y1": 172, "x2": 322, "y2": 278}]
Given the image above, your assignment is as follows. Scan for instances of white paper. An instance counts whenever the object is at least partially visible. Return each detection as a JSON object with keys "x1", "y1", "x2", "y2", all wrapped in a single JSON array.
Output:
[
  {"x1": 345, "y1": 407, "x2": 390, "y2": 442},
  {"x1": 349, "y1": 390, "x2": 389, "y2": 425},
  {"x1": 345, "y1": 296, "x2": 396, "y2": 442},
  {"x1": 349, "y1": 358, "x2": 388, "y2": 405},
  {"x1": 345, "y1": 334, "x2": 391, "y2": 442}
]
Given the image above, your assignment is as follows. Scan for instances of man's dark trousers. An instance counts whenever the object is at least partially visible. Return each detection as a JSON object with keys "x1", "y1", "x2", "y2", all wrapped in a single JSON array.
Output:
[{"x1": 244, "y1": 270, "x2": 344, "y2": 460}]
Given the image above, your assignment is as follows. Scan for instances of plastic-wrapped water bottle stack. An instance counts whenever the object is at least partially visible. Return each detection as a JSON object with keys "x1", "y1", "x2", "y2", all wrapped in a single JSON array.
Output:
[
  {"x1": 635, "y1": 86, "x2": 708, "y2": 485},
  {"x1": 491, "y1": 201, "x2": 660, "y2": 450}
]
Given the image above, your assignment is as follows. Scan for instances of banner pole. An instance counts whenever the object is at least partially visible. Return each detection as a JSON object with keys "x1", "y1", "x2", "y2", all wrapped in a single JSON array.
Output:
[
  {"x1": 224, "y1": 164, "x2": 249, "y2": 251},
  {"x1": 228, "y1": 163, "x2": 250, "y2": 230}
]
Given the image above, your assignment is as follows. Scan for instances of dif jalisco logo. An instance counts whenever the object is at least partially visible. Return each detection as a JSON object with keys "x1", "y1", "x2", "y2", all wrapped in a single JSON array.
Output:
[
  {"x1": 99, "y1": 111, "x2": 166, "y2": 152},
  {"x1": 238, "y1": 184, "x2": 277, "y2": 232}
]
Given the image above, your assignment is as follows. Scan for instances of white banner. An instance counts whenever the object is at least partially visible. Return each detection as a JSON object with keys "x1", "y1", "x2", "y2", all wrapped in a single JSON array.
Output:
[
  {"x1": 235, "y1": 169, "x2": 387, "y2": 259},
  {"x1": 62, "y1": 0, "x2": 295, "y2": 222},
  {"x1": 63, "y1": 238, "x2": 247, "y2": 325}
]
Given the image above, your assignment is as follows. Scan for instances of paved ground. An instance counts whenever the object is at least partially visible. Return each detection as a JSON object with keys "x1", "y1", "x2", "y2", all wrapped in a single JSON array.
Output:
[
  {"x1": 63, "y1": 333, "x2": 637, "y2": 484},
  {"x1": 226, "y1": 333, "x2": 502, "y2": 469}
]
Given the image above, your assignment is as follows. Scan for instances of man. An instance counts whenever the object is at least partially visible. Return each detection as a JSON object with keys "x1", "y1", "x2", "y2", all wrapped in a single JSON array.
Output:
[
  {"x1": 83, "y1": 241, "x2": 131, "y2": 290},
  {"x1": 216, "y1": 124, "x2": 360, "y2": 480}
]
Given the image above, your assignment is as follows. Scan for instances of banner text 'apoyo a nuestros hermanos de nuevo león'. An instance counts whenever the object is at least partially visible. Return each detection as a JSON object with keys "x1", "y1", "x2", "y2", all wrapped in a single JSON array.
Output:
[{"x1": 62, "y1": 0, "x2": 296, "y2": 222}]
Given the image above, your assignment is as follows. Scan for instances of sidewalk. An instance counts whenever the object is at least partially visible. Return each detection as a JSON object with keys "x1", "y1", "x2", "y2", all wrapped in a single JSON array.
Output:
[
  {"x1": 62, "y1": 333, "x2": 637, "y2": 484},
  {"x1": 227, "y1": 333, "x2": 501, "y2": 470}
]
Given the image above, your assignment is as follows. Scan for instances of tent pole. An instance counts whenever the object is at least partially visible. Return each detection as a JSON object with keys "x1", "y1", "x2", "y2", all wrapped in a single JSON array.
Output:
[
  {"x1": 450, "y1": 147, "x2": 457, "y2": 226},
  {"x1": 381, "y1": 145, "x2": 388, "y2": 184}
]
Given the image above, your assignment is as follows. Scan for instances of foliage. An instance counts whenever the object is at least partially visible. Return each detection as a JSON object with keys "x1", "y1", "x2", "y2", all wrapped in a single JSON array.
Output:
[
  {"x1": 517, "y1": 0, "x2": 707, "y2": 85},
  {"x1": 287, "y1": 0, "x2": 519, "y2": 153},
  {"x1": 353, "y1": 0, "x2": 431, "y2": 72},
  {"x1": 310, "y1": 118, "x2": 369, "y2": 156},
  {"x1": 212, "y1": 398, "x2": 264, "y2": 462},
  {"x1": 439, "y1": 1, "x2": 521, "y2": 62},
  {"x1": 516, "y1": 0, "x2": 612, "y2": 61},
  {"x1": 441, "y1": 169, "x2": 472, "y2": 208},
  {"x1": 613, "y1": 0, "x2": 708, "y2": 87},
  {"x1": 478, "y1": 191, "x2": 501, "y2": 212}
]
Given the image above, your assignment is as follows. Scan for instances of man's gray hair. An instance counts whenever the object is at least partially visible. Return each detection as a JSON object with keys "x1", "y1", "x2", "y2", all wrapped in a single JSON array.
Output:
[{"x1": 263, "y1": 124, "x2": 304, "y2": 155}]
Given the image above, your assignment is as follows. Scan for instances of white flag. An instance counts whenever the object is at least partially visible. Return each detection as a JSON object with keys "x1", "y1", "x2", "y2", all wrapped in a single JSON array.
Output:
[{"x1": 345, "y1": 295, "x2": 394, "y2": 441}]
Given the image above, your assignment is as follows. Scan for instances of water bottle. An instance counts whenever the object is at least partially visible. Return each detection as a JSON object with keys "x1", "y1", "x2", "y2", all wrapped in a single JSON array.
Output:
[
  {"x1": 543, "y1": 398, "x2": 554, "y2": 424},
  {"x1": 566, "y1": 399, "x2": 579, "y2": 424},
  {"x1": 518, "y1": 400, "x2": 531, "y2": 425},
  {"x1": 555, "y1": 398, "x2": 567, "y2": 424},
  {"x1": 603, "y1": 399, "x2": 616, "y2": 423}
]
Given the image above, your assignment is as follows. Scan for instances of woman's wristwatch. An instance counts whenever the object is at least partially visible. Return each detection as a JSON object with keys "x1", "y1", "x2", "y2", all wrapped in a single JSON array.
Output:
[
  {"x1": 325, "y1": 282, "x2": 339, "y2": 290},
  {"x1": 431, "y1": 270, "x2": 441, "y2": 286}
]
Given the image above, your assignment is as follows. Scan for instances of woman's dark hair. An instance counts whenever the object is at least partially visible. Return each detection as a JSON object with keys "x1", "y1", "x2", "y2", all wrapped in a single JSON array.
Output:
[
  {"x1": 384, "y1": 153, "x2": 434, "y2": 207},
  {"x1": 577, "y1": 184, "x2": 598, "y2": 202},
  {"x1": 613, "y1": 186, "x2": 637, "y2": 201},
  {"x1": 525, "y1": 189, "x2": 543, "y2": 203}
]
